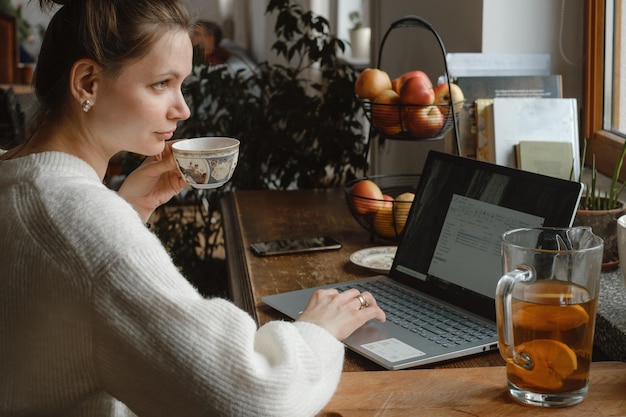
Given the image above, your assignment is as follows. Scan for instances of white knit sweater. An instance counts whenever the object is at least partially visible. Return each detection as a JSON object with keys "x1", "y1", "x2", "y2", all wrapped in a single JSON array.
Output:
[{"x1": 0, "y1": 152, "x2": 344, "y2": 417}]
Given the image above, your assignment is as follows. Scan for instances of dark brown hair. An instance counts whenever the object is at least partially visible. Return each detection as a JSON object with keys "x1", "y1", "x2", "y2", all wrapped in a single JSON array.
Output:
[{"x1": 34, "y1": 0, "x2": 191, "y2": 123}]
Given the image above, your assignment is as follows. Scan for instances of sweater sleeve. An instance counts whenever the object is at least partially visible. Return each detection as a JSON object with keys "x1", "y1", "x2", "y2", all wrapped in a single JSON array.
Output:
[
  {"x1": 1, "y1": 153, "x2": 346, "y2": 416},
  {"x1": 4, "y1": 153, "x2": 346, "y2": 417},
  {"x1": 92, "y1": 244, "x2": 345, "y2": 417}
]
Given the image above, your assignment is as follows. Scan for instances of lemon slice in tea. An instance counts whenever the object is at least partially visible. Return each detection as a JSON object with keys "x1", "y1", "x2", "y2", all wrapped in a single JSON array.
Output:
[
  {"x1": 513, "y1": 304, "x2": 589, "y2": 332},
  {"x1": 514, "y1": 339, "x2": 578, "y2": 391}
]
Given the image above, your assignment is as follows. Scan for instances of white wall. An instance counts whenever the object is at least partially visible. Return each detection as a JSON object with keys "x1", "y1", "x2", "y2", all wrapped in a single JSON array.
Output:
[
  {"x1": 368, "y1": 0, "x2": 483, "y2": 176},
  {"x1": 184, "y1": 0, "x2": 223, "y2": 22},
  {"x1": 12, "y1": 0, "x2": 269, "y2": 64},
  {"x1": 482, "y1": 0, "x2": 584, "y2": 108}
]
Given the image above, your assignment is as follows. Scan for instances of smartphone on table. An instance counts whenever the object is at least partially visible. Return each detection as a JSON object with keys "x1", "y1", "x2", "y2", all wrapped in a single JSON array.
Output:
[{"x1": 249, "y1": 236, "x2": 342, "y2": 257}]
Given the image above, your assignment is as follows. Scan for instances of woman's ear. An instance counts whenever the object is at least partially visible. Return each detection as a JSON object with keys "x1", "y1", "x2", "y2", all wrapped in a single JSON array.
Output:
[{"x1": 69, "y1": 59, "x2": 100, "y2": 106}]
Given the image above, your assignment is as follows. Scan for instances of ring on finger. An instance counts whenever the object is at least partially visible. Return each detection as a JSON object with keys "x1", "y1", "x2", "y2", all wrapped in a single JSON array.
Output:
[{"x1": 355, "y1": 294, "x2": 368, "y2": 310}]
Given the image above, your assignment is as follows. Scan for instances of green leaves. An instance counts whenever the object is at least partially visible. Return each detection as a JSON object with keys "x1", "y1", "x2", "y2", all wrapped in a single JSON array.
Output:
[
  {"x1": 161, "y1": 0, "x2": 368, "y2": 284},
  {"x1": 349, "y1": 10, "x2": 363, "y2": 30},
  {"x1": 176, "y1": 0, "x2": 368, "y2": 190}
]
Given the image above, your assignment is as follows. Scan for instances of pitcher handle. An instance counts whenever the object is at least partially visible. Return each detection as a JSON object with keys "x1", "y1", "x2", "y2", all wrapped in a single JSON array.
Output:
[{"x1": 495, "y1": 265, "x2": 534, "y2": 368}]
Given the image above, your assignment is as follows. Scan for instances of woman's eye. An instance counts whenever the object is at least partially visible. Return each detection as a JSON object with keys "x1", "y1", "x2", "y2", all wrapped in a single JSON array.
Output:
[{"x1": 154, "y1": 81, "x2": 168, "y2": 90}]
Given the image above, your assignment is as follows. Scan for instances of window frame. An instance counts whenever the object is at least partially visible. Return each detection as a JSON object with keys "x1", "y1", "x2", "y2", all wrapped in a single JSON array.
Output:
[{"x1": 585, "y1": 0, "x2": 626, "y2": 181}]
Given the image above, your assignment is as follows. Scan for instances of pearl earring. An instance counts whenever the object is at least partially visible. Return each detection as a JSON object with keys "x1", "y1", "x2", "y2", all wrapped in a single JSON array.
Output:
[{"x1": 82, "y1": 100, "x2": 92, "y2": 113}]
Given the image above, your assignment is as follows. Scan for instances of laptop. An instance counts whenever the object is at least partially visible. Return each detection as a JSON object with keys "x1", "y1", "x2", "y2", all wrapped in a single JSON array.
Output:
[{"x1": 262, "y1": 150, "x2": 583, "y2": 370}]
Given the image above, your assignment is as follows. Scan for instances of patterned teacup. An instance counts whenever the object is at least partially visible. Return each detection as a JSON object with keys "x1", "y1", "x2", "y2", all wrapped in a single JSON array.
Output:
[{"x1": 172, "y1": 137, "x2": 239, "y2": 189}]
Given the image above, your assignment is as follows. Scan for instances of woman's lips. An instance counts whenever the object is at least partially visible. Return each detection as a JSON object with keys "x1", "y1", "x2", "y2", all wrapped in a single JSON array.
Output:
[{"x1": 156, "y1": 131, "x2": 175, "y2": 140}]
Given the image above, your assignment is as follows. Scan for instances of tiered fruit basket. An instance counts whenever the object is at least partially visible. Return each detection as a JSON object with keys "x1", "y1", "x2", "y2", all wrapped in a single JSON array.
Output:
[
  {"x1": 344, "y1": 174, "x2": 420, "y2": 241},
  {"x1": 358, "y1": 15, "x2": 462, "y2": 152},
  {"x1": 346, "y1": 16, "x2": 459, "y2": 241},
  {"x1": 360, "y1": 99, "x2": 462, "y2": 141}
]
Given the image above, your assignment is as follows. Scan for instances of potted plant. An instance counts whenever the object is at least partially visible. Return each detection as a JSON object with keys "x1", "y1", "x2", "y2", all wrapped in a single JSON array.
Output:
[
  {"x1": 573, "y1": 138, "x2": 626, "y2": 268},
  {"x1": 348, "y1": 10, "x2": 370, "y2": 60}
]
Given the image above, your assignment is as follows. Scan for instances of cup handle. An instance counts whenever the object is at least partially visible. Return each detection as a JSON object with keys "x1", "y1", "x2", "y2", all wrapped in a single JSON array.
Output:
[{"x1": 495, "y1": 265, "x2": 534, "y2": 369}]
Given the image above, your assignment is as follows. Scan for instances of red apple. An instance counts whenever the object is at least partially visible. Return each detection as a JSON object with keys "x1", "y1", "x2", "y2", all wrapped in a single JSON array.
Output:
[
  {"x1": 398, "y1": 70, "x2": 432, "y2": 89},
  {"x1": 403, "y1": 105, "x2": 444, "y2": 138},
  {"x1": 393, "y1": 71, "x2": 432, "y2": 95},
  {"x1": 399, "y1": 75, "x2": 435, "y2": 105},
  {"x1": 355, "y1": 68, "x2": 392, "y2": 100},
  {"x1": 349, "y1": 179, "x2": 384, "y2": 214},
  {"x1": 433, "y1": 82, "x2": 465, "y2": 115},
  {"x1": 371, "y1": 89, "x2": 402, "y2": 135}
]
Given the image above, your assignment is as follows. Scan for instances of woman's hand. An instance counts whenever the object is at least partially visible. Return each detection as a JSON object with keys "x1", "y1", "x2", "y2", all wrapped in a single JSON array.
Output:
[
  {"x1": 118, "y1": 142, "x2": 187, "y2": 222},
  {"x1": 296, "y1": 288, "x2": 386, "y2": 341}
]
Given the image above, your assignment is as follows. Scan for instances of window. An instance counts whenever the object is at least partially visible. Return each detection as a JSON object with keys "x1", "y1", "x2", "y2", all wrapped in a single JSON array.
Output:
[
  {"x1": 333, "y1": 0, "x2": 370, "y2": 60},
  {"x1": 585, "y1": 0, "x2": 626, "y2": 180}
]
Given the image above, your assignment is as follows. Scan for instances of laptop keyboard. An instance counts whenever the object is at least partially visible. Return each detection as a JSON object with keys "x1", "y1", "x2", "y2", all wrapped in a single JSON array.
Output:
[{"x1": 336, "y1": 280, "x2": 497, "y2": 348}]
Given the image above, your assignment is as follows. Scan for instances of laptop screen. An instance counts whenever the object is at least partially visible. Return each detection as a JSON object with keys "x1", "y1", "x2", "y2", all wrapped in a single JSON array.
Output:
[{"x1": 390, "y1": 151, "x2": 583, "y2": 321}]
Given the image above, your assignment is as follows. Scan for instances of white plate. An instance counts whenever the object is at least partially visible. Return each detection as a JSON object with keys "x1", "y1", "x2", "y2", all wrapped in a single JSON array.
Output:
[{"x1": 350, "y1": 246, "x2": 397, "y2": 274}]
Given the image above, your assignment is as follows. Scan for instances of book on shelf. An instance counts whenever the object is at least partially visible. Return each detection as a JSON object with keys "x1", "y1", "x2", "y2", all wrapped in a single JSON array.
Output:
[
  {"x1": 491, "y1": 97, "x2": 580, "y2": 180},
  {"x1": 515, "y1": 141, "x2": 574, "y2": 180},
  {"x1": 453, "y1": 75, "x2": 563, "y2": 158},
  {"x1": 474, "y1": 98, "x2": 494, "y2": 162}
]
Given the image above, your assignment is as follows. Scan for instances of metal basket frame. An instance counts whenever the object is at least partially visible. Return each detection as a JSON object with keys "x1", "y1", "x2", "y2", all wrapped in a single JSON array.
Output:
[
  {"x1": 362, "y1": 15, "x2": 461, "y2": 159},
  {"x1": 345, "y1": 174, "x2": 420, "y2": 241}
]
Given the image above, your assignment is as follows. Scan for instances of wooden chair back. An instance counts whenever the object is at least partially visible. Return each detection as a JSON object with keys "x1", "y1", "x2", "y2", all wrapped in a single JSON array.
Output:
[{"x1": 0, "y1": 12, "x2": 19, "y2": 84}]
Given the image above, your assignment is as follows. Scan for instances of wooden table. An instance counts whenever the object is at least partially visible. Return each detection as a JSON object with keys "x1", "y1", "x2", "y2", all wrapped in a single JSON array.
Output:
[
  {"x1": 221, "y1": 188, "x2": 505, "y2": 371},
  {"x1": 222, "y1": 188, "x2": 626, "y2": 413},
  {"x1": 317, "y1": 361, "x2": 626, "y2": 416}
]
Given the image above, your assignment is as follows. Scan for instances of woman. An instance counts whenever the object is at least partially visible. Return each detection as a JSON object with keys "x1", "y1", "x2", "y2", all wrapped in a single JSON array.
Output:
[{"x1": 0, "y1": 1, "x2": 385, "y2": 416}]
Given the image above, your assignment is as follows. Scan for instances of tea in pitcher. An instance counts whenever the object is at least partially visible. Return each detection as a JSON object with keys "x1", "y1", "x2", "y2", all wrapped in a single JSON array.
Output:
[
  {"x1": 505, "y1": 280, "x2": 597, "y2": 394},
  {"x1": 497, "y1": 227, "x2": 603, "y2": 407}
]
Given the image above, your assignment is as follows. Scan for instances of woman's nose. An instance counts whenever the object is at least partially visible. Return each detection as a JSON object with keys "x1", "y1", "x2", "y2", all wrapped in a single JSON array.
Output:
[{"x1": 171, "y1": 92, "x2": 191, "y2": 121}]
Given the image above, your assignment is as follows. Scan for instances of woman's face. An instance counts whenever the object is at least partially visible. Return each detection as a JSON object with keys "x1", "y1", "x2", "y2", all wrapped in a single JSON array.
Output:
[{"x1": 93, "y1": 29, "x2": 192, "y2": 157}]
